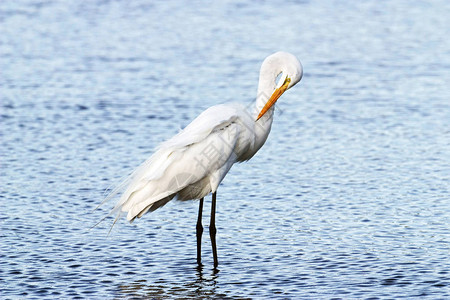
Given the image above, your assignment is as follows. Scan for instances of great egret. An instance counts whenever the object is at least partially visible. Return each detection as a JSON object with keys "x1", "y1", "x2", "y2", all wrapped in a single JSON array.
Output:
[{"x1": 105, "y1": 52, "x2": 303, "y2": 268}]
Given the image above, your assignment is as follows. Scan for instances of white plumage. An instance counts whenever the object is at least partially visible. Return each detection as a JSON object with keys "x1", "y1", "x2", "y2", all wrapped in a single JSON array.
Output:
[{"x1": 106, "y1": 51, "x2": 303, "y2": 225}]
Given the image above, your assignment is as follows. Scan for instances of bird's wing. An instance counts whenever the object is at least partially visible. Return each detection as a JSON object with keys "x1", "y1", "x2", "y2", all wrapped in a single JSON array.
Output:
[{"x1": 109, "y1": 104, "x2": 243, "y2": 221}]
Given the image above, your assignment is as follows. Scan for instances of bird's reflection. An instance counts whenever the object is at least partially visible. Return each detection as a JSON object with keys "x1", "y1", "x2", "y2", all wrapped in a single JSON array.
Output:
[{"x1": 118, "y1": 264, "x2": 224, "y2": 299}]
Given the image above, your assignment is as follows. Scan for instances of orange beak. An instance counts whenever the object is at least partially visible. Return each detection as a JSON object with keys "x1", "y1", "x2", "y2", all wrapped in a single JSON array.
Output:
[{"x1": 256, "y1": 78, "x2": 291, "y2": 121}]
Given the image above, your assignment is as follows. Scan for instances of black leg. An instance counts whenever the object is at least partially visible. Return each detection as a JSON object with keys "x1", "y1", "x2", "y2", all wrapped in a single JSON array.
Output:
[
  {"x1": 196, "y1": 198, "x2": 204, "y2": 266},
  {"x1": 209, "y1": 192, "x2": 218, "y2": 269}
]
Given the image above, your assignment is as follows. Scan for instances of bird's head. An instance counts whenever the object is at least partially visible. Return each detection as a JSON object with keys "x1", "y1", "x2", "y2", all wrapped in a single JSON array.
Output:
[{"x1": 256, "y1": 52, "x2": 303, "y2": 121}]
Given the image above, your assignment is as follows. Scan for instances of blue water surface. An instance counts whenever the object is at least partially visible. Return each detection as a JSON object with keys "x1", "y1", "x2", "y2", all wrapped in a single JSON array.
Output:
[{"x1": 1, "y1": 0, "x2": 449, "y2": 298}]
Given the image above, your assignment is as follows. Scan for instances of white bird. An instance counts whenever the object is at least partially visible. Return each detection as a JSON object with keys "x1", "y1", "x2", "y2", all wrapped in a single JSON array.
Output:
[{"x1": 105, "y1": 51, "x2": 303, "y2": 268}]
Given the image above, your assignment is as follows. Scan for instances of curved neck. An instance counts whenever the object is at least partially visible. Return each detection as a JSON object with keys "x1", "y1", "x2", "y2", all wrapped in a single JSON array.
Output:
[
  {"x1": 251, "y1": 79, "x2": 276, "y2": 154},
  {"x1": 254, "y1": 70, "x2": 276, "y2": 119}
]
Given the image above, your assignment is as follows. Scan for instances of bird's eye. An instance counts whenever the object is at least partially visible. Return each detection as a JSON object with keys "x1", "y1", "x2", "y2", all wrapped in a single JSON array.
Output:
[{"x1": 275, "y1": 72, "x2": 283, "y2": 86}]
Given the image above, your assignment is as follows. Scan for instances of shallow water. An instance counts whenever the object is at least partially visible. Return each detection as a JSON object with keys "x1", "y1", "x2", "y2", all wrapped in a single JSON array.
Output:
[{"x1": 1, "y1": 0, "x2": 450, "y2": 298}]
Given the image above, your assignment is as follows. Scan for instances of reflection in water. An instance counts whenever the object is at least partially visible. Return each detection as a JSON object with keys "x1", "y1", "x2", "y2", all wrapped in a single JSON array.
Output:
[{"x1": 119, "y1": 265, "x2": 234, "y2": 299}]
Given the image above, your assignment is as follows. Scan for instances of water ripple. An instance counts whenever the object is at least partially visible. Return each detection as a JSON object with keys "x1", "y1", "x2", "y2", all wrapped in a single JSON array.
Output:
[{"x1": 2, "y1": 0, "x2": 450, "y2": 298}]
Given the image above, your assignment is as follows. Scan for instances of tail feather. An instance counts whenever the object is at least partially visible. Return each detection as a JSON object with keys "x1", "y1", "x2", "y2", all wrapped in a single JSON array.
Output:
[
  {"x1": 135, "y1": 195, "x2": 174, "y2": 219},
  {"x1": 126, "y1": 189, "x2": 177, "y2": 220},
  {"x1": 94, "y1": 172, "x2": 133, "y2": 212},
  {"x1": 149, "y1": 195, "x2": 174, "y2": 212}
]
